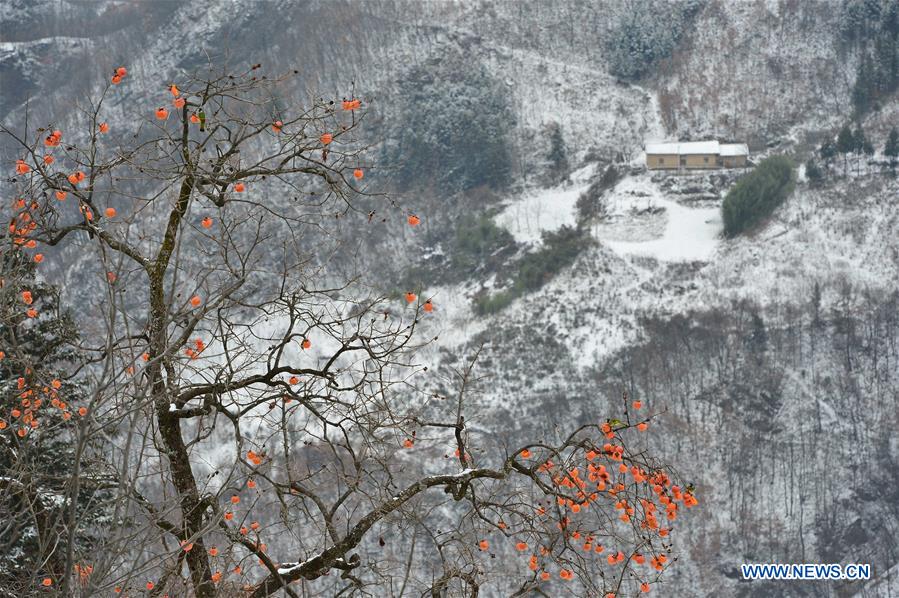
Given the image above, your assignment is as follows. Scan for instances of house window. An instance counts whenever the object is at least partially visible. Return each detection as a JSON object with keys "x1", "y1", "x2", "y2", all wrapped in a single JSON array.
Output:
[
  {"x1": 716, "y1": 158, "x2": 723, "y2": 166},
  {"x1": 704, "y1": 156, "x2": 709, "y2": 163},
  {"x1": 680, "y1": 157, "x2": 686, "y2": 166},
  {"x1": 658, "y1": 157, "x2": 664, "y2": 165}
]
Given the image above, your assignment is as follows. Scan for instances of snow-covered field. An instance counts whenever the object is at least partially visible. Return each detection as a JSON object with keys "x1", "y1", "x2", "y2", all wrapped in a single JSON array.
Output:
[
  {"x1": 600, "y1": 175, "x2": 722, "y2": 262},
  {"x1": 495, "y1": 163, "x2": 595, "y2": 244}
]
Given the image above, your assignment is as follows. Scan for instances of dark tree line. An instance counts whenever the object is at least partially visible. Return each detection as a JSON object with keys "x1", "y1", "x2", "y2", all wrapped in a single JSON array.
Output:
[
  {"x1": 812, "y1": 124, "x2": 898, "y2": 179},
  {"x1": 840, "y1": 0, "x2": 899, "y2": 115}
]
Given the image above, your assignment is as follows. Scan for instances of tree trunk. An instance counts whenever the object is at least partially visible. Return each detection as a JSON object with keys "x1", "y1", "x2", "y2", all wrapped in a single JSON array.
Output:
[{"x1": 146, "y1": 173, "x2": 215, "y2": 597}]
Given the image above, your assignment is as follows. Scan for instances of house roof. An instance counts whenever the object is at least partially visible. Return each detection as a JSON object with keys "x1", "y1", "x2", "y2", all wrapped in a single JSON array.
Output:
[
  {"x1": 645, "y1": 140, "x2": 720, "y2": 155},
  {"x1": 719, "y1": 143, "x2": 749, "y2": 156}
]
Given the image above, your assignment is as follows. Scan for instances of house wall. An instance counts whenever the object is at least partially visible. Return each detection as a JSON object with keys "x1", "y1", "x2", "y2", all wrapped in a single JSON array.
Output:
[
  {"x1": 646, "y1": 153, "x2": 748, "y2": 169},
  {"x1": 681, "y1": 154, "x2": 719, "y2": 169},
  {"x1": 723, "y1": 155, "x2": 748, "y2": 167},
  {"x1": 646, "y1": 153, "x2": 679, "y2": 169}
]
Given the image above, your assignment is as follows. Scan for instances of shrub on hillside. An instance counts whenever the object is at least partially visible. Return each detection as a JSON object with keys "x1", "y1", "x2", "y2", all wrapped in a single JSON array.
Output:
[
  {"x1": 452, "y1": 214, "x2": 517, "y2": 276},
  {"x1": 722, "y1": 156, "x2": 794, "y2": 237},
  {"x1": 576, "y1": 164, "x2": 619, "y2": 223},
  {"x1": 474, "y1": 225, "x2": 593, "y2": 314},
  {"x1": 515, "y1": 226, "x2": 586, "y2": 291},
  {"x1": 805, "y1": 158, "x2": 823, "y2": 187}
]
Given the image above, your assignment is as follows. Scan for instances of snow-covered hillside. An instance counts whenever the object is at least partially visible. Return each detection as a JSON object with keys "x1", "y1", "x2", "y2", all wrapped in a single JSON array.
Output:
[{"x1": 2, "y1": 0, "x2": 898, "y2": 596}]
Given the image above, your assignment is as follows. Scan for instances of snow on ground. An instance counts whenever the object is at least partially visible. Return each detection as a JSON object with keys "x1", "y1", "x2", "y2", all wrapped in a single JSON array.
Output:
[
  {"x1": 417, "y1": 281, "x2": 488, "y2": 353},
  {"x1": 858, "y1": 560, "x2": 899, "y2": 598},
  {"x1": 603, "y1": 199, "x2": 721, "y2": 262},
  {"x1": 495, "y1": 163, "x2": 596, "y2": 245},
  {"x1": 597, "y1": 174, "x2": 722, "y2": 262},
  {"x1": 698, "y1": 177, "x2": 899, "y2": 307}
]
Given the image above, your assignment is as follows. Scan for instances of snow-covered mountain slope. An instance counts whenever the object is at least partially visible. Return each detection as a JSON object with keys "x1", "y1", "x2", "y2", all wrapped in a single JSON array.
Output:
[
  {"x1": 413, "y1": 165, "x2": 898, "y2": 595},
  {"x1": 2, "y1": 0, "x2": 898, "y2": 595}
]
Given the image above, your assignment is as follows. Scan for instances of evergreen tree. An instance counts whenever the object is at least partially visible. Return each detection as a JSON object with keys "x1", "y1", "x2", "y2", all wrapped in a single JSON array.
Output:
[
  {"x1": 852, "y1": 53, "x2": 874, "y2": 114},
  {"x1": 811, "y1": 280, "x2": 823, "y2": 328},
  {"x1": 854, "y1": 125, "x2": 869, "y2": 174},
  {"x1": 0, "y1": 251, "x2": 112, "y2": 592},
  {"x1": 820, "y1": 139, "x2": 837, "y2": 163},
  {"x1": 837, "y1": 125, "x2": 856, "y2": 176},
  {"x1": 545, "y1": 121, "x2": 569, "y2": 183},
  {"x1": 747, "y1": 311, "x2": 769, "y2": 359},
  {"x1": 884, "y1": 127, "x2": 899, "y2": 174},
  {"x1": 805, "y1": 158, "x2": 823, "y2": 187},
  {"x1": 862, "y1": 136, "x2": 875, "y2": 172}
]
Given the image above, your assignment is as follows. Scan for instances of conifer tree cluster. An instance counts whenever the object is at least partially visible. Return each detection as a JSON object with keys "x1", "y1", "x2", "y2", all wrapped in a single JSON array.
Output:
[
  {"x1": 0, "y1": 251, "x2": 112, "y2": 593},
  {"x1": 605, "y1": 0, "x2": 703, "y2": 80}
]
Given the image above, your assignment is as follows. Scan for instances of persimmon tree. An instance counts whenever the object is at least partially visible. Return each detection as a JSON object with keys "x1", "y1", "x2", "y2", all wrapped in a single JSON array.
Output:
[{"x1": 1, "y1": 65, "x2": 698, "y2": 597}]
